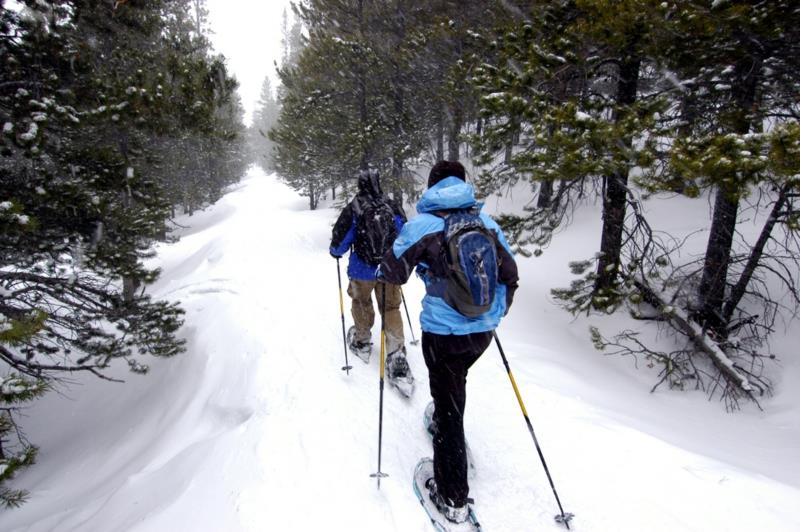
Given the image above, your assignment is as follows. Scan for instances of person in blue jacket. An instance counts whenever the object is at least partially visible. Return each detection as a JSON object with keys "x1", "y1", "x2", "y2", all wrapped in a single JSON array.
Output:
[
  {"x1": 379, "y1": 160, "x2": 519, "y2": 524},
  {"x1": 330, "y1": 169, "x2": 411, "y2": 380}
]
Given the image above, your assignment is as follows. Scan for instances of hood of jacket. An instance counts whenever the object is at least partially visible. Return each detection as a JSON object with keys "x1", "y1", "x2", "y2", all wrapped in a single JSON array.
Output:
[
  {"x1": 416, "y1": 176, "x2": 478, "y2": 214},
  {"x1": 352, "y1": 170, "x2": 385, "y2": 215},
  {"x1": 357, "y1": 170, "x2": 383, "y2": 198}
]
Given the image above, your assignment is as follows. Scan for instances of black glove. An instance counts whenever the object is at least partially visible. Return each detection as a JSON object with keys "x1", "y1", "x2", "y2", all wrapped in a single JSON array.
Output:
[{"x1": 330, "y1": 251, "x2": 342, "y2": 259}]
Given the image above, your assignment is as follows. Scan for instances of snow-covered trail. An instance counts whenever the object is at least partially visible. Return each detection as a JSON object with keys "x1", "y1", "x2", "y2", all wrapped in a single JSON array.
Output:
[
  {"x1": 139, "y1": 168, "x2": 445, "y2": 530},
  {"x1": 2, "y1": 167, "x2": 799, "y2": 532}
]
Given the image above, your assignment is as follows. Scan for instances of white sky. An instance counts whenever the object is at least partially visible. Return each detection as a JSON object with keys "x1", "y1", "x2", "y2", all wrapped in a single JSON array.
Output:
[{"x1": 206, "y1": 0, "x2": 294, "y2": 125}]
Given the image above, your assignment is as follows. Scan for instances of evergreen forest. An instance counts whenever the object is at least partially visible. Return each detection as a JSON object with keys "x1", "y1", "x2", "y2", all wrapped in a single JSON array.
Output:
[
  {"x1": 270, "y1": 0, "x2": 800, "y2": 411},
  {"x1": 0, "y1": 0, "x2": 246, "y2": 506},
  {"x1": 2, "y1": 0, "x2": 799, "y2": 515}
]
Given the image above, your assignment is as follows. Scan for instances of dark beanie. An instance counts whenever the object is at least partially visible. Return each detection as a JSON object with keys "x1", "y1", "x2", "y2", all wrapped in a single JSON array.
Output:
[{"x1": 428, "y1": 160, "x2": 466, "y2": 188}]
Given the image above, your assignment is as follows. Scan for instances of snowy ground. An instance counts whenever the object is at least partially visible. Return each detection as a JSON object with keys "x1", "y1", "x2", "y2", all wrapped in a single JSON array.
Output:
[{"x1": 2, "y1": 167, "x2": 799, "y2": 532}]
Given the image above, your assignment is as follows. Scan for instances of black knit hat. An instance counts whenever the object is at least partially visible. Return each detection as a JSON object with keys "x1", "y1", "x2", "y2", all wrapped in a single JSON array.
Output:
[{"x1": 428, "y1": 160, "x2": 466, "y2": 188}]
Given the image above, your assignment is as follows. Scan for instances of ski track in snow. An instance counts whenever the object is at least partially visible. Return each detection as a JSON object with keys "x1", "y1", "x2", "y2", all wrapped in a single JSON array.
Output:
[{"x1": 1, "y1": 167, "x2": 799, "y2": 532}]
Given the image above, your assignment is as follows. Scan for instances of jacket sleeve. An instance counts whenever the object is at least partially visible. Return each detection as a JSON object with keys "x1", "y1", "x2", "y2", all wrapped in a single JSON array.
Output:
[
  {"x1": 497, "y1": 244, "x2": 519, "y2": 313},
  {"x1": 393, "y1": 214, "x2": 404, "y2": 233},
  {"x1": 330, "y1": 203, "x2": 355, "y2": 256},
  {"x1": 378, "y1": 220, "x2": 432, "y2": 285},
  {"x1": 492, "y1": 226, "x2": 519, "y2": 313}
]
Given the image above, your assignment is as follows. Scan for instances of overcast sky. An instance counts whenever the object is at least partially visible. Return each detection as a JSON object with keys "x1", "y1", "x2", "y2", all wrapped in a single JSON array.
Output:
[{"x1": 206, "y1": 0, "x2": 294, "y2": 125}]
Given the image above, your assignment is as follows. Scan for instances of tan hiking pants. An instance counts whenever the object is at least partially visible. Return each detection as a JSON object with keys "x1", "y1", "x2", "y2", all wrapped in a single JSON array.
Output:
[{"x1": 347, "y1": 279, "x2": 405, "y2": 354}]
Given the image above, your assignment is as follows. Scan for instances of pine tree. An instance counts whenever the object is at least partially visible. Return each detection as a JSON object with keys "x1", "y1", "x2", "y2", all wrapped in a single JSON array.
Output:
[
  {"x1": 274, "y1": 0, "x2": 389, "y2": 207},
  {"x1": 0, "y1": 0, "x2": 246, "y2": 504},
  {"x1": 271, "y1": 0, "x2": 512, "y2": 206},
  {"x1": 472, "y1": 0, "x2": 667, "y2": 311},
  {"x1": 472, "y1": 1, "x2": 589, "y2": 252},
  {"x1": 249, "y1": 76, "x2": 280, "y2": 172},
  {"x1": 271, "y1": 31, "x2": 353, "y2": 209},
  {"x1": 0, "y1": 368, "x2": 46, "y2": 508},
  {"x1": 653, "y1": 1, "x2": 800, "y2": 337}
]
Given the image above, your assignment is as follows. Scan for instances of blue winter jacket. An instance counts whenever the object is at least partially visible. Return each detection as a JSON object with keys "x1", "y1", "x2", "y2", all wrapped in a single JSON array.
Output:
[{"x1": 379, "y1": 177, "x2": 519, "y2": 335}]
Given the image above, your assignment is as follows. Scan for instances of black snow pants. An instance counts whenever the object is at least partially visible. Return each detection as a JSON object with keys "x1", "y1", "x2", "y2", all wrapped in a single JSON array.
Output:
[{"x1": 421, "y1": 330, "x2": 493, "y2": 507}]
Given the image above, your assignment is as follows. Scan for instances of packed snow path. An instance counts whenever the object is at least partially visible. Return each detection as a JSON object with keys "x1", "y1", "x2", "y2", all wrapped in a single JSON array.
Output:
[{"x1": 2, "y1": 168, "x2": 799, "y2": 531}]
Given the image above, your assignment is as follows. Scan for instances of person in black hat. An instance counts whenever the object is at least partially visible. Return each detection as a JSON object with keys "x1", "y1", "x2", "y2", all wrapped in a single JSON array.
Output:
[{"x1": 330, "y1": 169, "x2": 413, "y2": 389}]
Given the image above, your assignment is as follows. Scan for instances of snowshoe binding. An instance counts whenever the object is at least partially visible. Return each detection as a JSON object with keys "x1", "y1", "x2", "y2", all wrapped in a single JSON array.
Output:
[
  {"x1": 386, "y1": 347, "x2": 415, "y2": 398},
  {"x1": 346, "y1": 326, "x2": 372, "y2": 363},
  {"x1": 427, "y1": 478, "x2": 469, "y2": 524},
  {"x1": 412, "y1": 458, "x2": 481, "y2": 531}
]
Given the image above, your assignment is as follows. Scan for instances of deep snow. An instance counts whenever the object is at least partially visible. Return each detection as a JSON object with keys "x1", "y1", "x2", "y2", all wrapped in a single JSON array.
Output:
[{"x1": 1, "y1": 167, "x2": 799, "y2": 531}]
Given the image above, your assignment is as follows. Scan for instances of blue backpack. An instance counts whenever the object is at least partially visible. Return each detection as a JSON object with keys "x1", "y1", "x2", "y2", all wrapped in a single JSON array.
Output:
[{"x1": 440, "y1": 209, "x2": 499, "y2": 317}]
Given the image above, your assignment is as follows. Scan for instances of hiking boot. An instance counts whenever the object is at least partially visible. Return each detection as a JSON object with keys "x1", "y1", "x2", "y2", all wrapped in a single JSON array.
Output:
[
  {"x1": 425, "y1": 478, "x2": 468, "y2": 524},
  {"x1": 386, "y1": 347, "x2": 414, "y2": 397},
  {"x1": 386, "y1": 347, "x2": 411, "y2": 380},
  {"x1": 350, "y1": 338, "x2": 371, "y2": 351}
]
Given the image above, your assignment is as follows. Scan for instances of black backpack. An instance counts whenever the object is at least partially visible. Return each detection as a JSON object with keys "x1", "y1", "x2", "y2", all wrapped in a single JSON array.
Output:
[
  {"x1": 440, "y1": 209, "x2": 499, "y2": 317},
  {"x1": 354, "y1": 198, "x2": 399, "y2": 266}
]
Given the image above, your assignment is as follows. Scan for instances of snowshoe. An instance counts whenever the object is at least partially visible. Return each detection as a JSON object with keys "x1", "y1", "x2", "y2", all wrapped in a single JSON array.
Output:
[
  {"x1": 423, "y1": 402, "x2": 476, "y2": 479},
  {"x1": 427, "y1": 478, "x2": 469, "y2": 524},
  {"x1": 412, "y1": 458, "x2": 481, "y2": 532},
  {"x1": 386, "y1": 347, "x2": 415, "y2": 398},
  {"x1": 346, "y1": 326, "x2": 371, "y2": 363}
]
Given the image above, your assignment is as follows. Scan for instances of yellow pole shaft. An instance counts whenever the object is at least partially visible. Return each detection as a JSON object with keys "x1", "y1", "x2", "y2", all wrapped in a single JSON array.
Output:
[
  {"x1": 335, "y1": 258, "x2": 351, "y2": 373},
  {"x1": 493, "y1": 331, "x2": 572, "y2": 528},
  {"x1": 507, "y1": 369, "x2": 530, "y2": 418}
]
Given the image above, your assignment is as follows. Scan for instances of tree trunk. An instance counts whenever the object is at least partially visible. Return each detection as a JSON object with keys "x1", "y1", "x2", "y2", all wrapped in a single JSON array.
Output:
[
  {"x1": 553, "y1": 180, "x2": 567, "y2": 210},
  {"x1": 447, "y1": 103, "x2": 462, "y2": 161},
  {"x1": 537, "y1": 179, "x2": 554, "y2": 209},
  {"x1": 123, "y1": 277, "x2": 139, "y2": 304},
  {"x1": 593, "y1": 54, "x2": 641, "y2": 300},
  {"x1": 722, "y1": 185, "x2": 790, "y2": 323},
  {"x1": 435, "y1": 105, "x2": 445, "y2": 161},
  {"x1": 697, "y1": 188, "x2": 739, "y2": 333},
  {"x1": 391, "y1": 157, "x2": 404, "y2": 206},
  {"x1": 309, "y1": 183, "x2": 317, "y2": 210},
  {"x1": 634, "y1": 279, "x2": 755, "y2": 397},
  {"x1": 595, "y1": 172, "x2": 630, "y2": 297},
  {"x1": 697, "y1": 56, "x2": 761, "y2": 336},
  {"x1": 117, "y1": 133, "x2": 139, "y2": 304}
]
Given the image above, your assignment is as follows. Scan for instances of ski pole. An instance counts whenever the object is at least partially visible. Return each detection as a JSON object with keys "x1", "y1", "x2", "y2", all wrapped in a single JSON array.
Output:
[
  {"x1": 493, "y1": 331, "x2": 574, "y2": 529},
  {"x1": 335, "y1": 258, "x2": 353, "y2": 374},
  {"x1": 399, "y1": 287, "x2": 419, "y2": 345},
  {"x1": 370, "y1": 283, "x2": 389, "y2": 488}
]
